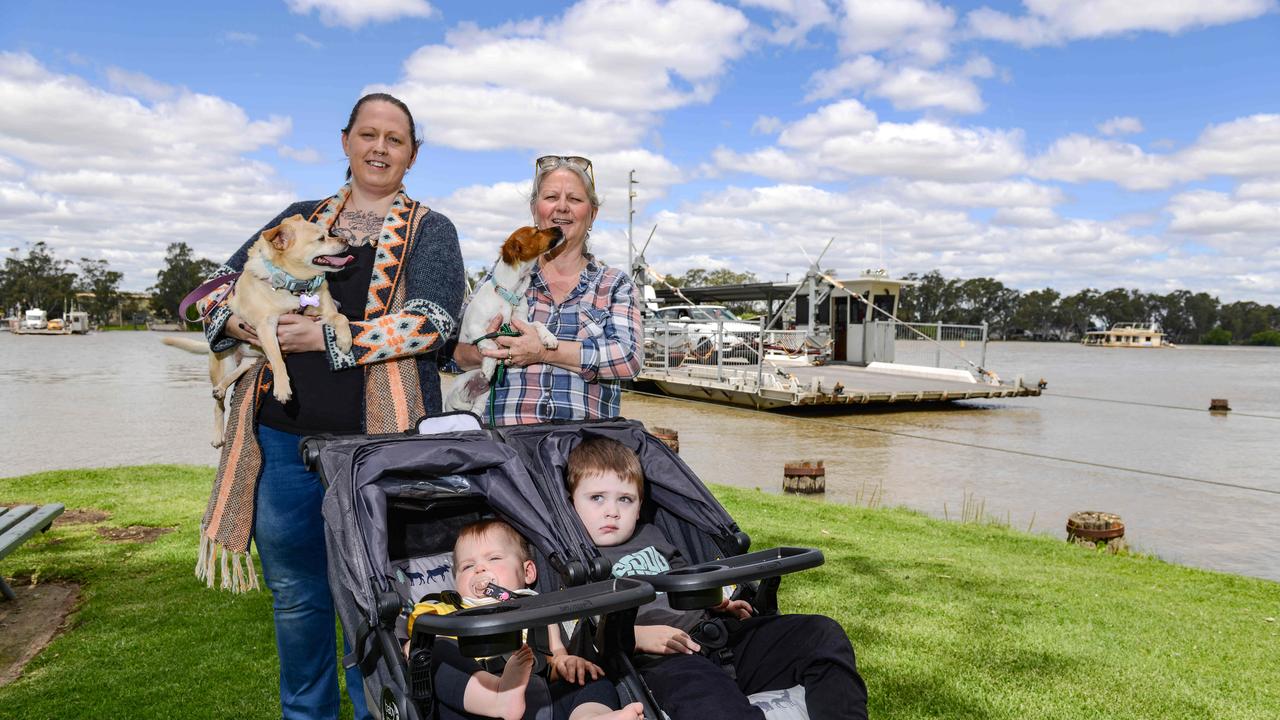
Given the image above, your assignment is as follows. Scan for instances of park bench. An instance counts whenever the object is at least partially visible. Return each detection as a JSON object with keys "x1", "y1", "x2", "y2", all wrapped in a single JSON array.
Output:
[{"x1": 0, "y1": 503, "x2": 65, "y2": 601}]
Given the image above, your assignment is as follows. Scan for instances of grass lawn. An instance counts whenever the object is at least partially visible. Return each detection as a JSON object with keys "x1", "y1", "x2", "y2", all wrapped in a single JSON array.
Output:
[{"x1": 3, "y1": 466, "x2": 1279, "y2": 719}]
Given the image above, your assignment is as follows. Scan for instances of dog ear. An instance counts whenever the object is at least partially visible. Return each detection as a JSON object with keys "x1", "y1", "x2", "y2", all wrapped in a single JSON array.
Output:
[
  {"x1": 264, "y1": 221, "x2": 295, "y2": 251},
  {"x1": 501, "y1": 226, "x2": 537, "y2": 265}
]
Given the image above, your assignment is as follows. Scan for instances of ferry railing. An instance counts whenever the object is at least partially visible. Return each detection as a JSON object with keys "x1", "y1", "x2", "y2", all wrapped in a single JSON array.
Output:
[
  {"x1": 893, "y1": 321, "x2": 989, "y2": 371},
  {"x1": 641, "y1": 319, "x2": 811, "y2": 395}
]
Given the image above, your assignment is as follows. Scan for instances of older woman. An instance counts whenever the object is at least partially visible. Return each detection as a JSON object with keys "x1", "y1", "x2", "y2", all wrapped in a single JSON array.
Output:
[
  {"x1": 453, "y1": 155, "x2": 642, "y2": 424},
  {"x1": 199, "y1": 93, "x2": 464, "y2": 720}
]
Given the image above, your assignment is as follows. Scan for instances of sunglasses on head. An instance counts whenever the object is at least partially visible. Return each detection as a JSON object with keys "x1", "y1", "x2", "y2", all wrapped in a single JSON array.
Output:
[{"x1": 534, "y1": 155, "x2": 595, "y2": 190}]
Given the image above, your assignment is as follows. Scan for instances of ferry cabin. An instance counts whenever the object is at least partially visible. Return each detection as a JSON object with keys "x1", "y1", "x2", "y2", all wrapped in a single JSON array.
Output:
[{"x1": 792, "y1": 271, "x2": 915, "y2": 365}]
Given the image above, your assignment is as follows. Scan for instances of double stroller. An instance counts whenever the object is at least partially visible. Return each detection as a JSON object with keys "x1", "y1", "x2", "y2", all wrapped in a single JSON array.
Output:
[{"x1": 310, "y1": 416, "x2": 824, "y2": 720}]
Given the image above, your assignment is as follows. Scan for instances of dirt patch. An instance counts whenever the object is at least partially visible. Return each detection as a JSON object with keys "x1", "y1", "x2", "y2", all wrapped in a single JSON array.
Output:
[
  {"x1": 0, "y1": 581, "x2": 79, "y2": 686},
  {"x1": 95, "y1": 525, "x2": 175, "y2": 543},
  {"x1": 55, "y1": 508, "x2": 111, "y2": 525}
]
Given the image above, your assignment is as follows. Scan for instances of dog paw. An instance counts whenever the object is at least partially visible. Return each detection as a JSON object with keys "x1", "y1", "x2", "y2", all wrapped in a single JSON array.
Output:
[
  {"x1": 273, "y1": 379, "x2": 292, "y2": 403},
  {"x1": 332, "y1": 317, "x2": 353, "y2": 351},
  {"x1": 212, "y1": 387, "x2": 226, "y2": 400}
]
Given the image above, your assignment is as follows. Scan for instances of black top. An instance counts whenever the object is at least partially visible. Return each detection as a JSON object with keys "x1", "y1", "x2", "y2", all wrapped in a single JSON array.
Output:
[
  {"x1": 601, "y1": 524, "x2": 702, "y2": 632},
  {"x1": 258, "y1": 242, "x2": 375, "y2": 434}
]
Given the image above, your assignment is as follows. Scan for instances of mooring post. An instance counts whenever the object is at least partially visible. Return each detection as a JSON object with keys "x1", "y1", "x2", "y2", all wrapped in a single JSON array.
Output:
[
  {"x1": 1066, "y1": 510, "x2": 1127, "y2": 553},
  {"x1": 651, "y1": 426, "x2": 679, "y2": 454},
  {"x1": 783, "y1": 460, "x2": 826, "y2": 494}
]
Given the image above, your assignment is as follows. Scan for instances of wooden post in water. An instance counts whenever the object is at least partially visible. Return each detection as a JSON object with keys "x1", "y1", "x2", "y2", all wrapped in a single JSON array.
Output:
[
  {"x1": 651, "y1": 427, "x2": 679, "y2": 454},
  {"x1": 1066, "y1": 511, "x2": 1127, "y2": 553},
  {"x1": 783, "y1": 460, "x2": 826, "y2": 494}
]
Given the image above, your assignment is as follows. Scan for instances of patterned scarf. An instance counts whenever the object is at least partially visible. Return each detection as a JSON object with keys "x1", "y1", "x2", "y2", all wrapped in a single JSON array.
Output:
[{"x1": 197, "y1": 184, "x2": 428, "y2": 592}]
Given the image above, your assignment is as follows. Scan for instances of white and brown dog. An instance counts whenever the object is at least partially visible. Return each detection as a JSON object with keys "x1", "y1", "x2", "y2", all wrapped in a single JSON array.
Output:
[
  {"x1": 445, "y1": 225, "x2": 564, "y2": 415},
  {"x1": 163, "y1": 215, "x2": 354, "y2": 446}
]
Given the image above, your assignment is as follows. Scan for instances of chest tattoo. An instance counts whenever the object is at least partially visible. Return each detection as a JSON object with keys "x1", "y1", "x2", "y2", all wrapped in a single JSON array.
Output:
[{"x1": 336, "y1": 209, "x2": 383, "y2": 246}]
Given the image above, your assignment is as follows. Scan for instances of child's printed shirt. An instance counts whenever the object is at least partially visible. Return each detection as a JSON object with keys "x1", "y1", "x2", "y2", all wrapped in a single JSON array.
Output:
[{"x1": 600, "y1": 523, "x2": 702, "y2": 632}]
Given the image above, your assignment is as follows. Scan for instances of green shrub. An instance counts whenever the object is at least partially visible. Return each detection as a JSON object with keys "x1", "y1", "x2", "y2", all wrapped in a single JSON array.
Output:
[
  {"x1": 1202, "y1": 326, "x2": 1232, "y2": 345},
  {"x1": 1246, "y1": 329, "x2": 1280, "y2": 346}
]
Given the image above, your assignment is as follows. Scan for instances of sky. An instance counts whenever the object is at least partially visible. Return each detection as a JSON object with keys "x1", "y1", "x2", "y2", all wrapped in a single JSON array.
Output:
[{"x1": 1, "y1": 0, "x2": 1278, "y2": 304}]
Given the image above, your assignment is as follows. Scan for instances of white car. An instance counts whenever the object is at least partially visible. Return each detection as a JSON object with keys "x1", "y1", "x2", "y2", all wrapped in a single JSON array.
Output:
[{"x1": 646, "y1": 305, "x2": 758, "y2": 358}]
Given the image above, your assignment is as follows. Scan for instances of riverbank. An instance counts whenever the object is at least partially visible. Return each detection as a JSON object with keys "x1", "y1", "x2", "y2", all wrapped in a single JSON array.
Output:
[{"x1": 2, "y1": 465, "x2": 1276, "y2": 719}]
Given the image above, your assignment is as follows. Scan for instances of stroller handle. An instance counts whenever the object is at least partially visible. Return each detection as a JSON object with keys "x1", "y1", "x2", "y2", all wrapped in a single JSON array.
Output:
[
  {"x1": 636, "y1": 546, "x2": 824, "y2": 610},
  {"x1": 410, "y1": 577, "x2": 654, "y2": 656}
]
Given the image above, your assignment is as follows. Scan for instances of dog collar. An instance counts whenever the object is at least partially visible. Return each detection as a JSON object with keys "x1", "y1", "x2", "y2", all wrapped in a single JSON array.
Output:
[
  {"x1": 494, "y1": 283, "x2": 523, "y2": 306},
  {"x1": 487, "y1": 261, "x2": 525, "y2": 306},
  {"x1": 262, "y1": 257, "x2": 325, "y2": 295}
]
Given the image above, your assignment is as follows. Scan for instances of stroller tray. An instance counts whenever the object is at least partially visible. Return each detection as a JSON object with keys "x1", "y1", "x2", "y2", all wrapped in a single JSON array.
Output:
[
  {"x1": 638, "y1": 546, "x2": 824, "y2": 610},
  {"x1": 411, "y1": 577, "x2": 655, "y2": 657}
]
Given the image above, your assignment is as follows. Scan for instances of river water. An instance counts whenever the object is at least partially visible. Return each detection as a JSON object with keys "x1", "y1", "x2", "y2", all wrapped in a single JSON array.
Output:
[{"x1": 2, "y1": 332, "x2": 1277, "y2": 582}]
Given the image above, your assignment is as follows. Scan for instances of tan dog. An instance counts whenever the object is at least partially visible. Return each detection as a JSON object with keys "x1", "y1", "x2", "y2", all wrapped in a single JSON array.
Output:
[
  {"x1": 444, "y1": 225, "x2": 564, "y2": 415},
  {"x1": 163, "y1": 215, "x2": 353, "y2": 446}
]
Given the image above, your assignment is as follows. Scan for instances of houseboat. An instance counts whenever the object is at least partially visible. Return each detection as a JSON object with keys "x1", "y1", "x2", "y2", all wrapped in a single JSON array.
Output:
[{"x1": 1082, "y1": 322, "x2": 1176, "y2": 348}]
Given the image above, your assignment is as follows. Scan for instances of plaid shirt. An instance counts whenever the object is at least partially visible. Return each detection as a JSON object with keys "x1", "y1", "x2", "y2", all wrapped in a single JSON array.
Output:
[{"x1": 479, "y1": 256, "x2": 642, "y2": 425}]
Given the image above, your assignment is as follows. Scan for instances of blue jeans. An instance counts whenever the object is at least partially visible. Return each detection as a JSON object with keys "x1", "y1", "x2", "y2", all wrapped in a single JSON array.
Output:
[{"x1": 255, "y1": 424, "x2": 371, "y2": 720}]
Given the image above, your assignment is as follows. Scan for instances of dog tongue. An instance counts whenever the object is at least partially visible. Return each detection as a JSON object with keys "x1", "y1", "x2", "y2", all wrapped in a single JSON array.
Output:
[{"x1": 316, "y1": 254, "x2": 355, "y2": 267}]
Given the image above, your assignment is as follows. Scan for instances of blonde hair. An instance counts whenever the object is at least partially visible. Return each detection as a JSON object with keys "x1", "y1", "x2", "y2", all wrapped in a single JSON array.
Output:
[
  {"x1": 452, "y1": 519, "x2": 531, "y2": 575},
  {"x1": 566, "y1": 437, "x2": 644, "y2": 496},
  {"x1": 529, "y1": 162, "x2": 600, "y2": 212}
]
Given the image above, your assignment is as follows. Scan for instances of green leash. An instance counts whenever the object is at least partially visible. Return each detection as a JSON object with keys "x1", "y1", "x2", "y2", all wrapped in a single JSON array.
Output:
[{"x1": 474, "y1": 323, "x2": 521, "y2": 428}]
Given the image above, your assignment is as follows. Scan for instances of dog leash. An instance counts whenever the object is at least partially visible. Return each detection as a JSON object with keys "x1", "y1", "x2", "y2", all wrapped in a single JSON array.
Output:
[
  {"x1": 473, "y1": 324, "x2": 521, "y2": 429},
  {"x1": 178, "y1": 272, "x2": 242, "y2": 322}
]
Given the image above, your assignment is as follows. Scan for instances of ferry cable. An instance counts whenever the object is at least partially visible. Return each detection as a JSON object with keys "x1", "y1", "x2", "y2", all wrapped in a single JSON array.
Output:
[
  {"x1": 1041, "y1": 391, "x2": 1280, "y2": 421},
  {"x1": 622, "y1": 387, "x2": 1280, "y2": 498}
]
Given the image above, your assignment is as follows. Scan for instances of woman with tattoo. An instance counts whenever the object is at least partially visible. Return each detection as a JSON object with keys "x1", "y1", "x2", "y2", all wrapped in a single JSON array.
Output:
[
  {"x1": 452, "y1": 155, "x2": 642, "y2": 425},
  {"x1": 195, "y1": 93, "x2": 464, "y2": 720}
]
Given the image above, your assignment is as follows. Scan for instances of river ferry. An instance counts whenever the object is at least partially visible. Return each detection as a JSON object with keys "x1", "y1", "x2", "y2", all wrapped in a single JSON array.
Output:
[
  {"x1": 1081, "y1": 322, "x2": 1176, "y2": 348},
  {"x1": 633, "y1": 261, "x2": 1041, "y2": 410}
]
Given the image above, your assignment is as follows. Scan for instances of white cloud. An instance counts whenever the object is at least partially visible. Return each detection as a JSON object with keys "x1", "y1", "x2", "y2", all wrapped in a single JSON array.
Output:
[
  {"x1": 807, "y1": 53, "x2": 995, "y2": 113},
  {"x1": 278, "y1": 145, "x2": 325, "y2": 163},
  {"x1": 806, "y1": 55, "x2": 885, "y2": 101},
  {"x1": 430, "y1": 148, "x2": 684, "y2": 270},
  {"x1": 1032, "y1": 114, "x2": 1280, "y2": 190},
  {"x1": 740, "y1": 0, "x2": 836, "y2": 45},
  {"x1": 836, "y1": 0, "x2": 956, "y2": 64},
  {"x1": 0, "y1": 155, "x2": 23, "y2": 179},
  {"x1": 872, "y1": 64, "x2": 985, "y2": 113},
  {"x1": 0, "y1": 53, "x2": 296, "y2": 289},
  {"x1": 295, "y1": 33, "x2": 325, "y2": 49},
  {"x1": 1236, "y1": 177, "x2": 1280, "y2": 200},
  {"x1": 382, "y1": 0, "x2": 751, "y2": 153},
  {"x1": 1030, "y1": 135, "x2": 1192, "y2": 190},
  {"x1": 717, "y1": 99, "x2": 1027, "y2": 181},
  {"x1": 221, "y1": 31, "x2": 260, "y2": 45},
  {"x1": 285, "y1": 0, "x2": 435, "y2": 28},
  {"x1": 1180, "y1": 113, "x2": 1280, "y2": 177},
  {"x1": 752, "y1": 116, "x2": 784, "y2": 135},
  {"x1": 967, "y1": 0, "x2": 1276, "y2": 48},
  {"x1": 990, "y1": 206, "x2": 1059, "y2": 227},
  {"x1": 895, "y1": 179, "x2": 1065, "y2": 208},
  {"x1": 1097, "y1": 116, "x2": 1143, "y2": 136},
  {"x1": 1167, "y1": 187, "x2": 1280, "y2": 255},
  {"x1": 105, "y1": 67, "x2": 179, "y2": 101}
]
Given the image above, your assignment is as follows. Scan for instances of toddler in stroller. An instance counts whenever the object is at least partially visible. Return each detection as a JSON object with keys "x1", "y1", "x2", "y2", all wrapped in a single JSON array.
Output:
[
  {"x1": 499, "y1": 419, "x2": 869, "y2": 720},
  {"x1": 425, "y1": 518, "x2": 645, "y2": 720},
  {"x1": 312, "y1": 425, "x2": 655, "y2": 720}
]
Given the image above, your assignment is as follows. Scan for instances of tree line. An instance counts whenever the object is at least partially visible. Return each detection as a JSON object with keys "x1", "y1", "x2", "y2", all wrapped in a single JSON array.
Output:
[
  {"x1": 5, "y1": 242, "x2": 1278, "y2": 345},
  {"x1": 658, "y1": 266, "x2": 1279, "y2": 346},
  {"x1": 894, "y1": 271, "x2": 1280, "y2": 346},
  {"x1": 1, "y1": 242, "x2": 216, "y2": 325}
]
